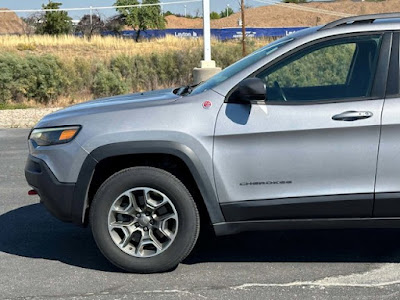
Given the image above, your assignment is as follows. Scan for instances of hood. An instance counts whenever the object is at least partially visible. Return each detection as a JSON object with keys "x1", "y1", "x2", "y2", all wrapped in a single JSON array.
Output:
[
  {"x1": 62, "y1": 88, "x2": 179, "y2": 112},
  {"x1": 38, "y1": 88, "x2": 180, "y2": 126}
]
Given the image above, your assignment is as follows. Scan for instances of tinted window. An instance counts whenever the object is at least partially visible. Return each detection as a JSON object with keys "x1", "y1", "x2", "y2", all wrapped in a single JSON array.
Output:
[
  {"x1": 257, "y1": 35, "x2": 382, "y2": 103},
  {"x1": 190, "y1": 36, "x2": 294, "y2": 95}
]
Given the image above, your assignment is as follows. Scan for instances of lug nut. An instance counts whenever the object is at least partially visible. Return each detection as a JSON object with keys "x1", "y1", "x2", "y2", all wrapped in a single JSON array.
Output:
[
  {"x1": 135, "y1": 223, "x2": 140, "y2": 227},
  {"x1": 145, "y1": 212, "x2": 150, "y2": 216},
  {"x1": 136, "y1": 213, "x2": 141, "y2": 218},
  {"x1": 149, "y1": 220, "x2": 154, "y2": 225},
  {"x1": 143, "y1": 227, "x2": 148, "y2": 231}
]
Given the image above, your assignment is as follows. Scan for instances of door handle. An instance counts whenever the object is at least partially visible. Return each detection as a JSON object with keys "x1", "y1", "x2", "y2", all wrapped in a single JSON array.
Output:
[{"x1": 332, "y1": 111, "x2": 373, "y2": 122}]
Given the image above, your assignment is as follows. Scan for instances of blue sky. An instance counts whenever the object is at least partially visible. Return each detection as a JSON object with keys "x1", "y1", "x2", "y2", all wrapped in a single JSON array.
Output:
[{"x1": 1, "y1": 0, "x2": 267, "y2": 19}]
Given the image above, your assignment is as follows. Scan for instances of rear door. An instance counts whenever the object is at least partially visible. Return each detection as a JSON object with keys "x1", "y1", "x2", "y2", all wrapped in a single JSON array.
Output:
[
  {"x1": 374, "y1": 32, "x2": 400, "y2": 216},
  {"x1": 214, "y1": 33, "x2": 391, "y2": 222}
]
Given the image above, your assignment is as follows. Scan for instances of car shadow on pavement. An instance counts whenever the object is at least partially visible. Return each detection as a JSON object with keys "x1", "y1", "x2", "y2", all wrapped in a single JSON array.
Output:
[
  {"x1": 2, "y1": 204, "x2": 400, "y2": 272},
  {"x1": 185, "y1": 227, "x2": 400, "y2": 265},
  {"x1": 0, "y1": 204, "x2": 120, "y2": 272}
]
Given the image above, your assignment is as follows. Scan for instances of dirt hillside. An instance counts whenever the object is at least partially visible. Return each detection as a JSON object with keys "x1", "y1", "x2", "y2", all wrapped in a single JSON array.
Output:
[
  {"x1": 0, "y1": 8, "x2": 26, "y2": 34},
  {"x1": 166, "y1": 0, "x2": 400, "y2": 28}
]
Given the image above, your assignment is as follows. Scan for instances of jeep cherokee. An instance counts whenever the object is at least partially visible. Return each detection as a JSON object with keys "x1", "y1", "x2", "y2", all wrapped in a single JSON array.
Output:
[{"x1": 25, "y1": 13, "x2": 400, "y2": 273}]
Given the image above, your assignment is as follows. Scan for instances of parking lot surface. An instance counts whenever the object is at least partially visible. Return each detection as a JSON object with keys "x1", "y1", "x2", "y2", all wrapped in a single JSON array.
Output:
[{"x1": 1, "y1": 128, "x2": 400, "y2": 299}]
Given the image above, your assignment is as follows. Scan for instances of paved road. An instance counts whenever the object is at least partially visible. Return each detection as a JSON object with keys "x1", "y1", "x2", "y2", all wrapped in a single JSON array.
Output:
[{"x1": 1, "y1": 129, "x2": 400, "y2": 299}]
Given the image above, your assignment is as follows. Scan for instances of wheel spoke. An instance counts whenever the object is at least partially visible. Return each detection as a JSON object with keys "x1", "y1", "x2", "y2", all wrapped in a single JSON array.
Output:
[
  {"x1": 144, "y1": 188, "x2": 168, "y2": 210},
  {"x1": 108, "y1": 224, "x2": 130, "y2": 247},
  {"x1": 149, "y1": 230, "x2": 163, "y2": 250},
  {"x1": 112, "y1": 192, "x2": 141, "y2": 216},
  {"x1": 135, "y1": 234, "x2": 146, "y2": 256},
  {"x1": 155, "y1": 213, "x2": 177, "y2": 240},
  {"x1": 155, "y1": 212, "x2": 176, "y2": 223},
  {"x1": 109, "y1": 223, "x2": 140, "y2": 248},
  {"x1": 109, "y1": 221, "x2": 127, "y2": 229},
  {"x1": 135, "y1": 233, "x2": 163, "y2": 257},
  {"x1": 126, "y1": 192, "x2": 142, "y2": 213},
  {"x1": 159, "y1": 226, "x2": 175, "y2": 240},
  {"x1": 120, "y1": 230, "x2": 132, "y2": 248}
]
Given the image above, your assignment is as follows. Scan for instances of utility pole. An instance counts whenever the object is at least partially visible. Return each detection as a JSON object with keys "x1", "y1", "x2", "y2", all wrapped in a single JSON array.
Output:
[
  {"x1": 226, "y1": 4, "x2": 230, "y2": 17},
  {"x1": 184, "y1": 5, "x2": 187, "y2": 17},
  {"x1": 241, "y1": 0, "x2": 246, "y2": 57},
  {"x1": 89, "y1": 6, "x2": 93, "y2": 26},
  {"x1": 89, "y1": 5, "x2": 93, "y2": 38}
]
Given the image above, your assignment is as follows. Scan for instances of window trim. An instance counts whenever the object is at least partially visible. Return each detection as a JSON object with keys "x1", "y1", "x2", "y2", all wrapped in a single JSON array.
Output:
[
  {"x1": 225, "y1": 31, "x2": 392, "y2": 105},
  {"x1": 385, "y1": 32, "x2": 400, "y2": 98}
]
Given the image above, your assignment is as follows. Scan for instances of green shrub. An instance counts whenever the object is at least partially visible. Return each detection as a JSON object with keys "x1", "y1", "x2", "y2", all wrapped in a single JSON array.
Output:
[
  {"x1": 0, "y1": 40, "x2": 268, "y2": 105},
  {"x1": 0, "y1": 53, "x2": 70, "y2": 104},
  {"x1": 92, "y1": 65, "x2": 129, "y2": 98},
  {"x1": 26, "y1": 55, "x2": 69, "y2": 103}
]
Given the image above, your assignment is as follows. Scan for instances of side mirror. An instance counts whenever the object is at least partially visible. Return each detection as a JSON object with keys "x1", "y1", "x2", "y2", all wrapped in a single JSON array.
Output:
[{"x1": 233, "y1": 78, "x2": 266, "y2": 103}]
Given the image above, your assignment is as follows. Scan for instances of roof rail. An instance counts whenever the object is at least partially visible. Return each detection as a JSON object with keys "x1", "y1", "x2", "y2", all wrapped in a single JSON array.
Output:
[{"x1": 319, "y1": 12, "x2": 400, "y2": 31}]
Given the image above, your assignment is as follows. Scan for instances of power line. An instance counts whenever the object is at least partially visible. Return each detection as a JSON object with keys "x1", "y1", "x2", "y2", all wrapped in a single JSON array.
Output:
[
  {"x1": 252, "y1": 0, "x2": 352, "y2": 18},
  {"x1": 0, "y1": 0, "x2": 201, "y2": 13}
]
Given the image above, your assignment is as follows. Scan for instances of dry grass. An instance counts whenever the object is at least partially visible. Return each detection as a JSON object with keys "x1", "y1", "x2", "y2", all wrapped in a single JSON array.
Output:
[{"x1": 0, "y1": 34, "x2": 268, "y2": 60}]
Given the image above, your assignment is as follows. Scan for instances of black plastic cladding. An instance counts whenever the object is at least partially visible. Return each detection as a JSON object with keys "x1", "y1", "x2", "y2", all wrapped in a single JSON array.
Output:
[{"x1": 71, "y1": 141, "x2": 225, "y2": 225}]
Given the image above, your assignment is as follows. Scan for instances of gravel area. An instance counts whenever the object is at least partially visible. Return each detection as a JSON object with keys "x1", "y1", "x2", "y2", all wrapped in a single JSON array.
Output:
[{"x1": 0, "y1": 107, "x2": 62, "y2": 128}]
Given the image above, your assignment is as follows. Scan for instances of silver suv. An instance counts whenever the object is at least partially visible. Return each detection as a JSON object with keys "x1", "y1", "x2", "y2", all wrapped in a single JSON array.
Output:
[{"x1": 25, "y1": 13, "x2": 400, "y2": 273}]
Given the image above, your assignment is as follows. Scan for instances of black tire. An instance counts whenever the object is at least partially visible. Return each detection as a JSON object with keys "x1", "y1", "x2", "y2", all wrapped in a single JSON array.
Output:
[{"x1": 90, "y1": 167, "x2": 200, "y2": 273}]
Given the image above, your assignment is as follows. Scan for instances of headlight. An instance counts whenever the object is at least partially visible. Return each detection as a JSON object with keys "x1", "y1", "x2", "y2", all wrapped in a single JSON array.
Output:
[{"x1": 29, "y1": 126, "x2": 81, "y2": 146}]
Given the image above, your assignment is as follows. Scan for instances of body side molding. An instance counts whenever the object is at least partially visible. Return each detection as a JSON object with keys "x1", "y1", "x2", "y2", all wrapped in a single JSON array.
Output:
[
  {"x1": 214, "y1": 217, "x2": 400, "y2": 236},
  {"x1": 221, "y1": 194, "x2": 374, "y2": 222}
]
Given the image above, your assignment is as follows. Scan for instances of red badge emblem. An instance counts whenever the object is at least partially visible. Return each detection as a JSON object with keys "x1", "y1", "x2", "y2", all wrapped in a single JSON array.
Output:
[{"x1": 202, "y1": 101, "x2": 212, "y2": 109}]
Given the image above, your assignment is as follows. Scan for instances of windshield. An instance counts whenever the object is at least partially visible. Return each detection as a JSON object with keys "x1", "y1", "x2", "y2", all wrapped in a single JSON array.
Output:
[{"x1": 191, "y1": 36, "x2": 294, "y2": 95}]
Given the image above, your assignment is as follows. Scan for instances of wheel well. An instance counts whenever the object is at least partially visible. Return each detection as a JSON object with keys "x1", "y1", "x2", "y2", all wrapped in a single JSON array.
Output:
[{"x1": 87, "y1": 153, "x2": 212, "y2": 229}]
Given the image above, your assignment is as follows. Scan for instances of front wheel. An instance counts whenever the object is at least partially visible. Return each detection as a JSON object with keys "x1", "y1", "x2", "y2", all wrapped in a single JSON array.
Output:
[{"x1": 90, "y1": 167, "x2": 200, "y2": 273}]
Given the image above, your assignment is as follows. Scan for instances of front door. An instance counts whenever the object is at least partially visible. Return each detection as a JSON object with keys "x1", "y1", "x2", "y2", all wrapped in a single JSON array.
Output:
[{"x1": 213, "y1": 33, "x2": 390, "y2": 221}]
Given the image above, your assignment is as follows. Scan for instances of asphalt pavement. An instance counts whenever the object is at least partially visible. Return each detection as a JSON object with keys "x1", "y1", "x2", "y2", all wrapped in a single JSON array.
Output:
[{"x1": 1, "y1": 128, "x2": 400, "y2": 299}]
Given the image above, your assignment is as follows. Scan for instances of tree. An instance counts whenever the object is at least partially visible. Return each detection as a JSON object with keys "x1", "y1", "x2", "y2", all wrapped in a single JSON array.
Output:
[
  {"x1": 76, "y1": 14, "x2": 105, "y2": 38},
  {"x1": 210, "y1": 11, "x2": 220, "y2": 20},
  {"x1": 36, "y1": 1, "x2": 72, "y2": 35},
  {"x1": 104, "y1": 15, "x2": 125, "y2": 34},
  {"x1": 219, "y1": 7, "x2": 234, "y2": 18},
  {"x1": 21, "y1": 12, "x2": 43, "y2": 35},
  {"x1": 114, "y1": 0, "x2": 166, "y2": 42}
]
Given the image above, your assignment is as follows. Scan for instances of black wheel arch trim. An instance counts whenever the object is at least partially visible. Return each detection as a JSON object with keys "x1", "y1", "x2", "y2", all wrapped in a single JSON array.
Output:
[{"x1": 72, "y1": 141, "x2": 225, "y2": 225}]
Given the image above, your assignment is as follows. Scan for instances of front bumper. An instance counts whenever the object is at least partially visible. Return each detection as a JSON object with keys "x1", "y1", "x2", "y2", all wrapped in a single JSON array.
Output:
[{"x1": 25, "y1": 155, "x2": 75, "y2": 222}]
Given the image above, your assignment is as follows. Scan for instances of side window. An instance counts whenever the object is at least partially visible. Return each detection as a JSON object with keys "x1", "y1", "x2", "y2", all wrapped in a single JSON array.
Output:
[{"x1": 257, "y1": 35, "x2": 382, "y2": 103}]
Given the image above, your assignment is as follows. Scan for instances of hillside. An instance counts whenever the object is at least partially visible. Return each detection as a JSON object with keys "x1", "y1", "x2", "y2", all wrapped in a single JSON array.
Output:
[
  {"x1": 0, "y1": 8, "x2": 25, "y2": 34},
  {"x1": 165, "y1": 0, "x2": 400, "y2": 28},
  {"x1": 1, "y1": 0, "x2": 400, "y2": 35}
]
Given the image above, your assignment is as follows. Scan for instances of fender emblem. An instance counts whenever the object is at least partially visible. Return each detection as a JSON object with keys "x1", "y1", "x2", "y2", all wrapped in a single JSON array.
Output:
[{"x1": 202, "y1": 101, "x2": 212, "y2": 109}]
